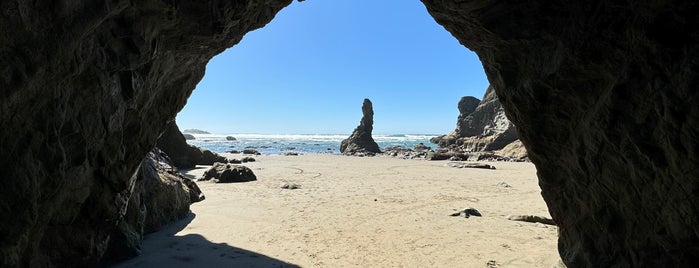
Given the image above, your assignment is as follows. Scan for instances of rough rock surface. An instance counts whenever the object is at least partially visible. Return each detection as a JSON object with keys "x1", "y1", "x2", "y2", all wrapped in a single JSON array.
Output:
[
  {"x1": 496, "y1": 140, "x2": 528, "y2": 160},
  {"x1": 422, "y1": 0, "x2": 699, "y2": 266},
  {"x1": 157, "y1": 121, "x2": 227, "y2": 169},
  {"x1": 340, "y1": 99, "x2": 381, "y2": 155},
  {"x1": 432, "y1": 86, "x2": 518, "y2": 151},
  {"x1": 0, "y1": 1, "x2": 291, "y2": 266},
  {"x1": 103, "y1": 148, "x2": 203, "y2": 262},
  {"x1": 199, "y1": 163, "x2": 257, "y2": 183},
  {"x1": 2, "y1": 0, "x2": 697, "y2": 267}
]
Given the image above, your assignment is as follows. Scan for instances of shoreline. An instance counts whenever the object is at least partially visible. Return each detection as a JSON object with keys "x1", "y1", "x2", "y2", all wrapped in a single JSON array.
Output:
[{"x1": 113, "y1": 155, "x2": 557, "y2": 267}]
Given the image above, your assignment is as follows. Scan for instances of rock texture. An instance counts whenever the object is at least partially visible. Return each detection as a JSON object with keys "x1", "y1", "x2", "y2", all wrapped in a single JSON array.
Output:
[
  {"x1": 2, "y1": 0, "x2": 697, "y2": 267},
  {"x1": 496, "y1": 140, "x2": 528, "y2": 160},
  {"x1": 157, "y1": 121, "x2": 227, "y2": 169},
  {"x1": 103, "y1": 149, "x2": 203, "y2": 262},
  {"x1": 0, "y1": 1, "x2": 291, "y2": 266},
  {"x1": 432, "y1": 86, "x2": 518, "y2": 151},
  {"x1": 422, "y1": 0, "x2": 699, "y2": 266},
  {"x1": 340, "y1": 99, "x2": 381, "y2": 155},
  {"x1": 199, "y1": 163, "x2": 257, "y2": 183}
]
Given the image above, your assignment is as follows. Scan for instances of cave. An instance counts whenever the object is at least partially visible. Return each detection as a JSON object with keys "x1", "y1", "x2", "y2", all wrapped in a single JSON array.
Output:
[{"x1": 1, "y1": 0, "x2": 697, "y2": 267}]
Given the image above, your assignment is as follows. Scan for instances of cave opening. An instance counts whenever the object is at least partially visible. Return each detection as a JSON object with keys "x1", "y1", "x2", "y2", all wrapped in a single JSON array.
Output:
[
  {"x1": 148, "y1": 1, "x2": 559, "y2": 267},
  {"x1": 175, "y1": 0, "x2": 488, "y2": 137}
]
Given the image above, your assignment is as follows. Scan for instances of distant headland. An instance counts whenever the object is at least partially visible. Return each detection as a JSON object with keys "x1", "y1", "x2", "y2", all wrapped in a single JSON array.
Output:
[{"x1": 183, "y1": 129, "x2": 211, "y2": 134}]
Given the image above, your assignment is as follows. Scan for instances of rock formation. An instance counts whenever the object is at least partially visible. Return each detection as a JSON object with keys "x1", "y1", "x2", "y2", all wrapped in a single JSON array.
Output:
[
  {"x1": 0, "y1": 0, "x2": 697, "y2": 267},
  {"x1": 422, "y1": 0, "x2": 699, "y2": 266},
  {"x1": 431, "y1": 86, "x2": 518, "y2": 151},
  {"x1": 0, "y1": 1, "x2": 291, "y2": 266},
  {"x1": 340, "y1": 99, "x2": 381, "y2": 155},
  {"x1": 103, "y1": 148, "x2": 203, "y2": 262},
  {"x1": 157, "y1": 121, "x2": 227, "y2": 169},
  {"x1": 199, "y1": 163, "x2": 257, "y2": 183}
]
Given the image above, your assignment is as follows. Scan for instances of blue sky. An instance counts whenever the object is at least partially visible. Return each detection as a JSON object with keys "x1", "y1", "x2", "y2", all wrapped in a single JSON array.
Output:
[{"x1": 176, "y1": 0, "x2": 488, "y2": 134}]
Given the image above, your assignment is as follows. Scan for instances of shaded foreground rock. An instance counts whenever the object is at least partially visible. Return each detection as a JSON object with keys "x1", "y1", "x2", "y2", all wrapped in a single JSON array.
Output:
[
  {"x1": 199, "y1": 163, "x2": 257, "y2": 183},
  {"x1": 422, "y1": 0, "x2": 699, "y2": 266},
  {"x1": 0, "y1": 1, "x2": 291, "y2": 266},
  {"x1": 340, "y1": 99, "x2": 381, "y2": 155},
  {"x1": 157, "y1": 121, "x2": 227, "y2": 168},
  {"x1": 103, "y1": 149, "x2": 203, "y2": 262}
]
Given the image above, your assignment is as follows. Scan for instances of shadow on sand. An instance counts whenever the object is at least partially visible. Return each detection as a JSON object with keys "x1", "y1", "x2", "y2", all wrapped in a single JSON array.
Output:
[{"x1": 111, "y1": 213, "x2": 300, "y2": 268}]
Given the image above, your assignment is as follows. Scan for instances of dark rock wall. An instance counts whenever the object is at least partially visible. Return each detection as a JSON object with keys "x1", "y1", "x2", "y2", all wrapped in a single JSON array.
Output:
[
  {"x1": 422, "y1": 0, "x2": 699, "y2": 266},
  {"x1": 0, "y1": 0, "x2": 291, "y2": 266}
]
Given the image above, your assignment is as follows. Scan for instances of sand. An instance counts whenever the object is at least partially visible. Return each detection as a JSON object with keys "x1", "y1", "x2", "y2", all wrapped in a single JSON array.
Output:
[{"x1": 113, "y1": 154, "x2": 559, "y2": 268}]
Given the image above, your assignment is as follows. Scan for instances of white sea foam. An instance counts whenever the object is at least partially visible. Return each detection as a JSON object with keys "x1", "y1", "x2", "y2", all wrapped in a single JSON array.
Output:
[{"x1": 186, "y1": 133, "x2": 438, "y2": 155}]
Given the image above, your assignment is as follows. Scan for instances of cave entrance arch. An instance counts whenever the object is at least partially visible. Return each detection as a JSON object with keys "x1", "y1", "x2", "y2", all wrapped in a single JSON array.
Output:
[
  {"x1": 176, "y1": 0, "x2": 488, "y2": 136},
  {"x1": 170, "y1": 1, "x2": 558, "y2": 267}
]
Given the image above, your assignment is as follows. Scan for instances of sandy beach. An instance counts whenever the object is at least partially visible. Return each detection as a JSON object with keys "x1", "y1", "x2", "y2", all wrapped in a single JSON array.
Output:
[{"x1": 113, "y1": 154, "x2": 558, "y2": 267}]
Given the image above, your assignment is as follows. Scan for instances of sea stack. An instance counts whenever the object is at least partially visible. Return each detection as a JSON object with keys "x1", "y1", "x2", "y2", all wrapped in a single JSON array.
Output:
[
  {"x1": 430, "y1": 86, "x2": 518, "y2": 151},
  {"x1": 340, "y1": 99, "x2": 381, "y2": 155}
]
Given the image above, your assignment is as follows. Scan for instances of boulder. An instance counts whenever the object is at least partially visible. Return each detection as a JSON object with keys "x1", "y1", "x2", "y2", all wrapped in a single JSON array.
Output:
[
  {"x1": 496, "y1": 140, "x2": 528, "y2": 160},
  {"x1": 414, "y1": 143, "x2": 431, "y2": 151},
  {"x1": 340, "y1": 99, "x2": 381, "y2": 155},
  {"x1": 199, "y1": 163, "x2": 257, "y2": 183},
  {"x1": 183, "y1": 134, "x2": 196, "y2": 140},
  {"x1": 226, "y1": 136, "x2": 237, "y2": 141},
  {"x1": 103, "y1": 148, "x2": 203, "y2": 262},
  {"x1": 242, "y1": 149, "x2": 261, "y2": 155}
]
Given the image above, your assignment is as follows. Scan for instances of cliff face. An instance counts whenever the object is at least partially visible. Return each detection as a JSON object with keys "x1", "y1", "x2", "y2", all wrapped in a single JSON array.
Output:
[
  {"x1": 0, "y1": 1, "x2": 291, "y2": 266},
  {"x1": 422, "y1": 0, "x2": 699, "y2": 266},
  {"x1": 433, "y1": 86, "x2": 518, "y2": 151}
]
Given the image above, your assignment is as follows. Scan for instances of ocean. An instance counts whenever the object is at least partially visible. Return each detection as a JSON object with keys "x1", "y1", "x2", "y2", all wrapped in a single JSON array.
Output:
[{"x1": 185, "y1": 134, "x2": 438, "y2": 155}]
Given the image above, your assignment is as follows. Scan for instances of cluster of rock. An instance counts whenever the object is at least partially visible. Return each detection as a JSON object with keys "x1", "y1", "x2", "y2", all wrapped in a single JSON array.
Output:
[
  {"x1": 340, "y1": 99, "x2": 381, "y2": 156},
  {"x1": 430, "y1": 86, "x2": 525, "y2": 160}
]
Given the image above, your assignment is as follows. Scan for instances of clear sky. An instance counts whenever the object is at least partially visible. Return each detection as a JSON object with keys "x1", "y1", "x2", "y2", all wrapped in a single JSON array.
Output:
[{"x1": 176, "y1": 0, "x2": 489, "y2": 135}]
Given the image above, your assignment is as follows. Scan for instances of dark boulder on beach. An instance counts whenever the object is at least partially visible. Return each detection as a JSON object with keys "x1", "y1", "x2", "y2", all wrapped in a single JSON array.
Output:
[
  {"x1": 157, "y1": 121, "x2": 227, "y2": 168},
  {"x1": 183, "y1": 134, "x2": 196, "y2": 140},
  {"x1": 226, "y1": 136, "x2": 237, "y2": 141},
  {"x1": 103, "y1": 148, "x2": 203, "y2": 262},
  {"x1": 199, "y1": 163, "x2": 257, "y2": 183},
  {"x1": 432, "y1": 86, "x2": 519, "y2": 152},
  {"x1": 243, "y1": 149, "x2": 261, "y2": 155},
  {"x1": 341, "y1": 99, "x2": 381, "y2": 155}
]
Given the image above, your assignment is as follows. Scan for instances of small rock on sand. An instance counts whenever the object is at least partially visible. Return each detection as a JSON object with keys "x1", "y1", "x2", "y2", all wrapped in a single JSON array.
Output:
[{"x1": 280, "y1": 183, "x2": 301, "y2": 190}]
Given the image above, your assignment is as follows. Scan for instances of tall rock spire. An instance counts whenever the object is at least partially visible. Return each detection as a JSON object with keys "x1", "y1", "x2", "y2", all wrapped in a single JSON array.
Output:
[{"x1": 340, "y1": 99, "x2": 381, "y2": 155}]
